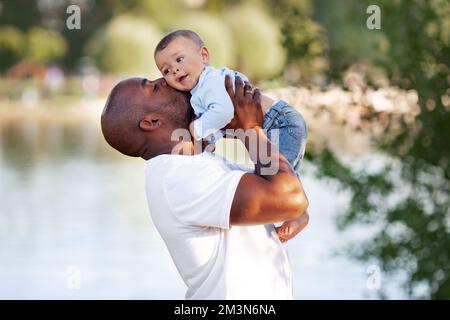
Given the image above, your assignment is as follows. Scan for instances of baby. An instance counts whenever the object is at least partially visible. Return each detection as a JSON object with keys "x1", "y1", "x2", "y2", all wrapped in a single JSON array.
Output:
[{"x1": 154, "y1": 29, "x2": 308, "y2": 241}]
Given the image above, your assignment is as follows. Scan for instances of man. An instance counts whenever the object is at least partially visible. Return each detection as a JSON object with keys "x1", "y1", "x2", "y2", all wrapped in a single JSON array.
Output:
[{"x1": 101, "y1": 76, "x2": 309, "y2": 299}]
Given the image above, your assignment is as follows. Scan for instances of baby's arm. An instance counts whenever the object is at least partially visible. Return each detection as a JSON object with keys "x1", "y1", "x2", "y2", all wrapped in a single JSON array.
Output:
[
  {"x1": 189, "y1": 121, "x2": 216, "y2": 153},
  {"x1": 191, "y1": 75, "x2": 235, "y2": 141}
]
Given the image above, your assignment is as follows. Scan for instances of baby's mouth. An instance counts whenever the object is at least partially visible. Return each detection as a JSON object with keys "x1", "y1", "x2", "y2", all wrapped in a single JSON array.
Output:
[{"x1": 177, "y1": 75, "x2": 188, "y2": 83}]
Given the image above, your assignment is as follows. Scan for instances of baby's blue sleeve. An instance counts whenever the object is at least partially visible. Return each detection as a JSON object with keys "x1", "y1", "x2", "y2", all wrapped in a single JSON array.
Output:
[{"x1": 192, "y1": 75, "x2": 235, "y2": 141}]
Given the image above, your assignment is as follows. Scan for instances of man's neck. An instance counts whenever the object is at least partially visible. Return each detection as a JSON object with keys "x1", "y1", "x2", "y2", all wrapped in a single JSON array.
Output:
[
  {"x1": 172, "y1": 140, "x2": 196, "y2": 156},
  {"x1": 142, "y1": 140, "x2": 195, "y2": 160}
]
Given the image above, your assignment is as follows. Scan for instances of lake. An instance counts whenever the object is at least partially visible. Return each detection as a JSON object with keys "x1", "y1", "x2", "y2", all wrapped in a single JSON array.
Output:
[{"x1": 0, "y1": 101, "x2": 406, "y2": 299}]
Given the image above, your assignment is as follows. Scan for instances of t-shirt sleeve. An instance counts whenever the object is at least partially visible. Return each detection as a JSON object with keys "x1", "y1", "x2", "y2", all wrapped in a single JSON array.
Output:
[
  {"x1": 192, "y1": 75, "x2": 235, "y2": 140},
  {"x1": 163, "y1": 158, "x2": 245, "y2": 229}
]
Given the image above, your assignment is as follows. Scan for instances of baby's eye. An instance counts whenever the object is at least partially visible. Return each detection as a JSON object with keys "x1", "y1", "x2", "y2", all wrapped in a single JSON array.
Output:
[
  {"x1": 163, "y1": 69, "x2": 170, "y2": 75},
  {"x1": 176, "y1": 56, "x2": 184, "y2": 63}
]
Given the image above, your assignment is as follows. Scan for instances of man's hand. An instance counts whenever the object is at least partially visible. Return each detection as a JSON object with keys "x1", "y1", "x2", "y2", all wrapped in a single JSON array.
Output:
[{"x1": 224, "y1": 76, "x2": 263, "y2": 132}]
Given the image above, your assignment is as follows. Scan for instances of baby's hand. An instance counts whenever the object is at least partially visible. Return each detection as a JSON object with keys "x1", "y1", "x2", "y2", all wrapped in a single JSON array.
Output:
[
  {"x1": 202, "y1": 139, "x2": 216, "y2": 152},
  {"x1": 275, "y1": 211, "x2": 309, "y2": 243},
  {"x1": 189, "y1": 121, "x2": 216, "y2": 153}
]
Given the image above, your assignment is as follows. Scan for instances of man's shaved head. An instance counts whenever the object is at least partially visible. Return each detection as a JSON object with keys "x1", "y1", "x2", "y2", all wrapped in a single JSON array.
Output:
[{"x1": 101, "y1": 78, "x2": 192, "y2": 158}]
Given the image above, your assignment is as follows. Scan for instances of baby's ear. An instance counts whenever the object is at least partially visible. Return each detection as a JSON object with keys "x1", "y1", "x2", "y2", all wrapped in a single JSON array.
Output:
[{"x1": 200, "y1": 46, "x2": 209, "y2": 64}]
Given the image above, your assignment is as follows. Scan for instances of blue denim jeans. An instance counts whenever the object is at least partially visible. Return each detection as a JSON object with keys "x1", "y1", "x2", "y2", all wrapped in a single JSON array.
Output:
[{"x1": 262, "y1": 100, "x2": 308, "y2": 171}]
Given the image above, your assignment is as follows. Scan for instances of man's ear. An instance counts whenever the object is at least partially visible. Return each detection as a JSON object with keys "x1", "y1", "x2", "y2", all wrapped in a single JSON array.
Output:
[
  {"x1": 139, "y1": 114, "x2": 161, "y2": 131},
  {"x1": 200, "y1": 46, "x2": 209, "y2": 64}
]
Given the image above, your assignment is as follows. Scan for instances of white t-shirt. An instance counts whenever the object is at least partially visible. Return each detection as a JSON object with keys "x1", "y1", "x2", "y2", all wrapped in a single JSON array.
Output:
[{"x1": 145, "y1": 152, "x2": 293, "y2": 299}]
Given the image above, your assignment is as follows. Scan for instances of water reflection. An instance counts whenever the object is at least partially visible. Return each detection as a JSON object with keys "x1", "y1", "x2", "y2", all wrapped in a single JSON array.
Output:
[{"x1": 0, "y1": 113, "x2": 405, "y2": 299}]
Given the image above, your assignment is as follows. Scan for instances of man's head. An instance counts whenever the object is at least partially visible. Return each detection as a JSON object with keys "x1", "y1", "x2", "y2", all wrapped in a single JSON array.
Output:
[
  {"x1": 101, "y1": 77, "x2": 193, "y2": 159},
  {"x1": 154, "y1": 29, "x2": 209, "y2": 92}
]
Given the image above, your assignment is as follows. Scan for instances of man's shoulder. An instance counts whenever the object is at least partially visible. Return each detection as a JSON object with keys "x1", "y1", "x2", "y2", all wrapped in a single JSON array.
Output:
[
  {"x1": 146, "y1": 153, "x2": 247, "y2": 201},
  {"x1": 146, "y1": 154, "x2": 210, "y2": 194},
  {"x1": 147, "y1": 153, "x2": 253, "y2": 185},
  {"x1": 146, "y1": 153, "x2": 226, "y2": 173}
]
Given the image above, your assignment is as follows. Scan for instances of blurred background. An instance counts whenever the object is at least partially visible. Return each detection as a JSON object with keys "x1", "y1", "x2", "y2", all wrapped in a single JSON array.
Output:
[{"x1": 0, "y1": 0, "x2": 449, "y2": 299}]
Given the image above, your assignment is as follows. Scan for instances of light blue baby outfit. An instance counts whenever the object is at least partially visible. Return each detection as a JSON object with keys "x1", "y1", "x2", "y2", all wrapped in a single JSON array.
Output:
[
  {"x1": 190, "y1": 66, "x2": 308, "y2": 171},
  {"x1": 190, "y1": 66, "x2": 248, "y2": 143}
]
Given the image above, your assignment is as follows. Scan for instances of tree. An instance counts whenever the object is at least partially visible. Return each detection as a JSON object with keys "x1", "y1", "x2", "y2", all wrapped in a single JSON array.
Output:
[
  {"x1": 224, "y1": 3, "x2": 286, "y2": 81},
  {"x1": 312, "y1": 0, "x2": 450, "y2": 298},
  {"x1": 0, "y1": 26, "x2": 25, "y2": 70},
  {"x1": 86, "y1": 15, "x2": 162, "y2": 77},
  {"x1": 265, "y1": 0, "x2": 329, "y2": 84}
]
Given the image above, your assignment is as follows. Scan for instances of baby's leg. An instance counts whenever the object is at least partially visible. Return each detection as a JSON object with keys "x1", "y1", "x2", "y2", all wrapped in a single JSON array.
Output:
[
  {"x1": 263, "y1": 101, "x2": 309, "y2": 241},
  {"x1": 263, "y1": 100, "x2": 308, "y2": 171}
]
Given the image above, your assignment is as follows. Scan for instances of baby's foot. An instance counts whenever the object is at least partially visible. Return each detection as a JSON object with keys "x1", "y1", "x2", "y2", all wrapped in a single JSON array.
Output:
[{"x1": 275, "y1": 212, "x2": 309, "y2": 243}]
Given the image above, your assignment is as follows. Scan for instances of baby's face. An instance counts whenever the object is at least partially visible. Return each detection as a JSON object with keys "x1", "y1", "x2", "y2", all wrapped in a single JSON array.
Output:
[{"x1": 155, "y1": 37, "x2": 209, "y2": 91}]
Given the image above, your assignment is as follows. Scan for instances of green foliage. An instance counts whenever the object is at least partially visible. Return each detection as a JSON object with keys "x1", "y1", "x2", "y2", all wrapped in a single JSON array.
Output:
[
  {"x1": 1, "y1": 0, "x2": 449, "y2": 298},
  {"x1": 266, "y1": 0, "x2": 313, "y2": 17},
  {"x1": 168, "y1": 12, "x2": 236, "y2": 68},
  {"x1": 131, "y1": 0, "x2": 184, "y2": 29},
  {"x1": 86, "y1": 15, "x2": 163, "y2": 77},
  {"x1": 25, "y1": 27, "x2": 68, "y2": 65},
  {"x1": 371, "y1": 0, "x2": 450, "y2": 298},
  {"x1": 0, "y1": 25, "x2": 68, "y2": 69},
  {"x1": 0, "y1": 26, "x2": 25, "y2": 70},
  {"x1": 311, "y1": 0, "x2": 450, "y2": 299},
  {"x1": 280, "y1": 8, "x2": 329, "y2": 84},
  {"x1": 224, "y1": 3, "x2": 286, "y2": 81},
  {"x1": 315, "y1": 0, "x2": 390, "y2": 79},
  {"x1": 0, "y1": 0, "x2": 40, "y2": 31},
  {"x1": 61, "y1": 0, "x2": 126, "y2": 69},
  {"x1": 262, "y1": 0, "x2": 329, "y2": 84}
]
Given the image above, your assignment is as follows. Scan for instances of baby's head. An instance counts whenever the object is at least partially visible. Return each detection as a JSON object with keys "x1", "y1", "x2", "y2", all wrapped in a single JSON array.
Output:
[{"x1": 154, "y1": 30, "x2": 209, "y2": 92}]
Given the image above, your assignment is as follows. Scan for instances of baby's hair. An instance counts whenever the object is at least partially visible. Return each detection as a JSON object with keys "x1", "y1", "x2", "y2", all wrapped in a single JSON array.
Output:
[{"x1": 154, "y1": 29, "x2": 205, "y2": 56}]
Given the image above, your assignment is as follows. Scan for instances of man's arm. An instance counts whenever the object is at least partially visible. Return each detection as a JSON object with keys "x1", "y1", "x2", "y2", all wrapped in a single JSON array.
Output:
[{"x1": 225, "y1": 76, "x2": 309, "y2": 226}]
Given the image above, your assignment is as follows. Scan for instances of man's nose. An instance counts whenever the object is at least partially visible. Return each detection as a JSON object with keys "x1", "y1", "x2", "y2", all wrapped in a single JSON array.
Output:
[{"x1": 147, "y1": 78, "x2": 167, "y2": 89}]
